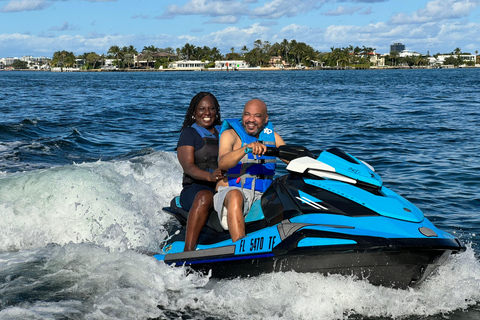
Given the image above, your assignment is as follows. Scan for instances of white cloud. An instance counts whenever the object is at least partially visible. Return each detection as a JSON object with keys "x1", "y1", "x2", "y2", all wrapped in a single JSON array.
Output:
[
  {"x1": 207, "y1": 15, "x2": 239, "y2": 24},
  {"x1": 160, "y1": 0, "x2": 325, "y2": 21},
  {"x1": 278, "y1": 23, "x2": 311, "y2": 35},
  {"x1": 323, "y1": 5, "x2": 363, "y2": 16},
  {"x1": 1, "y1": 0, "x2": 51, "y2": 12},
  {"x1": 359, "y1": 6, "x2": 373, "y2": 15},
  {"x1": 249, "y1": 0, "x2": 322, "y2": 19},
  {"x1": 172, "y1": 23, "x2": 272, "y2": 48},
  {"x1": 161, "y1": 0, "x2": 247, "y2": 19},
  {"x1": 132, "y1": 14, "x2": 150, "y2": 19},
  {"x1": 0, "y1": 32, "x2": 164, "y2": 57},
  {"x1": 209, "y1": 23, "x2": 270, "y2": 44},
  {"x1": 1, "y1": 0, "x2": 117, "y2": 13},
  {"x1": 391, "y1": 0, "x2": 480, "y2": 24},
  {"x1": 49, "y1": 21, "x2": 79, "y2": 31}
]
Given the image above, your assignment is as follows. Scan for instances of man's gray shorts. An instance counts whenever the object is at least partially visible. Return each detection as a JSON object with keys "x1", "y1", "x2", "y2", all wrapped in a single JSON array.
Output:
[{"x1": 213, "y1": 186, "x2": 263, "y2": 230}]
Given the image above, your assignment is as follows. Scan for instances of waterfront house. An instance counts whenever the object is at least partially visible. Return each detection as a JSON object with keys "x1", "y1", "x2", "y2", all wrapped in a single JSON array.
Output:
[
  {"x1": 434, "y1": 54, "x2": 476, "y2": 65},
  {"x1": 169, "y1": 60, "x2": 210, "y2": 70},
  {"x1": 134, "y1": 52, "x2": 177, "y2": 68},
  {"x1": 268, "y1": 56, "x2": 287, "y2": 68},
  {"x1": 212, "y1": 60, "x2": 249, "y2": 70}
]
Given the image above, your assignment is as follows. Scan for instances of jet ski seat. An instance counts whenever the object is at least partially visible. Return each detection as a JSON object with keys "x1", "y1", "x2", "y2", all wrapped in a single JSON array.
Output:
[{"x1": 165, "y1": 196, "x2": 266, "y2": 233}]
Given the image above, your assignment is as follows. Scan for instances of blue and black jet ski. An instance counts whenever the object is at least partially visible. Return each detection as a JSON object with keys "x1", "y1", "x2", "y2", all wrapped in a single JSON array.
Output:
[{"x1": 154, "y1": 146, "x2": 465, "y2": 288}]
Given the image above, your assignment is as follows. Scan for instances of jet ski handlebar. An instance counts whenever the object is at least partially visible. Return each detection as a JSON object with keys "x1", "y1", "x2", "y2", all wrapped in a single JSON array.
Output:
[{"x1": 245, "y1": 145, "x2": 315, "y2": 161}]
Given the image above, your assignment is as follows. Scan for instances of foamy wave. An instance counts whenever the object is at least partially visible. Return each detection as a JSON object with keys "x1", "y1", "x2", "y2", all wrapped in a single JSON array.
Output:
[
  {"x1": 0, "y1": 151, "x2": 182, "y2": 252},
  {"x1": 187, "y1": 246, "x2": 480, "y2": 320},
  {"x1": 0, "y1": 238, "x2": 478, "y2": 319}
]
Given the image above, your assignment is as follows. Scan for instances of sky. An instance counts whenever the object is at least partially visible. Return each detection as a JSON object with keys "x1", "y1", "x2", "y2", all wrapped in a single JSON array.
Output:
[{"x1": 1, "y1": 0, "x2": 480, "y2": 58}]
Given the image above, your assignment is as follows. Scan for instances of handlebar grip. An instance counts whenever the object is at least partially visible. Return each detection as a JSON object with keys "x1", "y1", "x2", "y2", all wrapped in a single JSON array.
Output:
[
  {"x1": 244, "y1": 146, "x2": 279, "y2": 156},
  {"x1": 264, "y1": 147, "x2": 279, "y2": 157}
]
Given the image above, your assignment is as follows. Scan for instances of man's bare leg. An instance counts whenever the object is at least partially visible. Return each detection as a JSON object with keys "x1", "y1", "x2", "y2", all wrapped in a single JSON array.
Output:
[{"x1": 224, "y1": 189, "x2": 245, "y2": 242}]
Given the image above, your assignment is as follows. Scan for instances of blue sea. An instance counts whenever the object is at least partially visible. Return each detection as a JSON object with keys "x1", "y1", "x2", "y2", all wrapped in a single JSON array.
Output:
[{"x1": 1, "y1": 69, "x2": 479, "y2": 319}]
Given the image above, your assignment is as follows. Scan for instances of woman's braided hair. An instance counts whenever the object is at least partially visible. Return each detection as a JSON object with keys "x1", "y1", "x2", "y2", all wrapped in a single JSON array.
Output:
[{"x1": 181, "y1": 92, "x2": 221, "y2": 130}]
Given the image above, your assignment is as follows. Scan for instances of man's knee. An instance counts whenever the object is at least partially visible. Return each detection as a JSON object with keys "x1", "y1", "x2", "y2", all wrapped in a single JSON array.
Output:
[
  {"x1": 194, "y1": 190, "x2": 213, "y2": 206},
  {"x1": 225, "y1": 189, "x2": 244, "y2": 206}
]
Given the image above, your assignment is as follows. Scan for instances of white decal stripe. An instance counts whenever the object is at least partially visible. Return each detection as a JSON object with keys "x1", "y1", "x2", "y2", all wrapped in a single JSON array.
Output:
[{"x1": 296, "y1": 196, "x2": 329, "y2": 210}]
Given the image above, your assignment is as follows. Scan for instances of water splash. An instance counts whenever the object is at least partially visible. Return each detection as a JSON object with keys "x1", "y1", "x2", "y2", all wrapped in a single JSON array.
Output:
[{"x1": 0, "y1": 151, "x2": 181, "y2": 253}]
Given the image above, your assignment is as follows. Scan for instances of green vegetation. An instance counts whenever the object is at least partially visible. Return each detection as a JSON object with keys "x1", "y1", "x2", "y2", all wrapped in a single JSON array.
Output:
[
  {"x1": 45, "y1": 40, "x2": 477, "y2": 70},
  {"x1": 12, "y1": 60, "x2": 28, "y2": 69},
  {"x1": 51, "y1": 50, "x2": 76, "y2": 68}
]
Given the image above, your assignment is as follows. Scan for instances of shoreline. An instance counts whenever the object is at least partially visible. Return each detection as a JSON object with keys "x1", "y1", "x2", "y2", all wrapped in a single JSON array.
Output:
[{"x1": 2, "y1": 65, "x2": 479, "y2": 72}]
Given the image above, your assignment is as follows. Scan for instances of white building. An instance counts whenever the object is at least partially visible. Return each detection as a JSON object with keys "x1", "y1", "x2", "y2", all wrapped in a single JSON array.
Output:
[
  {"x1": 0, "y1": 57, "x2": 18, "y2": 66},
  {"x1": 169, "y1": 60, "x2": 210, "y2": 70},
  {"x1": 101, "y1": 59, "x2": 118, "y2": 70},
  {"x1": 433, "y1": 54, "x2": 476, "y2": 65},
  {"x1": 212, "y1": 60, "x2": 249, "y2": 70},
  {"x1": 398, "y1": 50, "x2": 421, "y2": 58}
]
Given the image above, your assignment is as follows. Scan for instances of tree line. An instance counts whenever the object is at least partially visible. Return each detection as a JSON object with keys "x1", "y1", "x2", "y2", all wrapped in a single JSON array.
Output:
[{"x1": 47, "y1": 40, "x2": 478, "y2": 70}]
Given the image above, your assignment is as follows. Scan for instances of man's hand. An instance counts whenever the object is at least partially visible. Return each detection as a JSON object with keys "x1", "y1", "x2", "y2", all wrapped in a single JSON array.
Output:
[{"x1": 244, "y1": 141, "x2": 267, "y2": 156}]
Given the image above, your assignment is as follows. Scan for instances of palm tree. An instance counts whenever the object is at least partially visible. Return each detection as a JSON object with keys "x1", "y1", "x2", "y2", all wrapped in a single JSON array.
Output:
[
  {"x1": 181, "y1": 43, "x2": 195, "y2": 60},
  {"x1": 108, "y1": 45, "x2": 121, "y2": 67},
  {"x1": 86, "y1": 52, "x2": 100, "y2": 69},
  {"x1": 241, "y1": 45, "x2": 248, "y2": 58},
  {"x1": 281, "y1": 39, "x2": 289, "y2": 62},
  {"x1": 143, "y1": 45, "x2": 159, "y2": 53},
  {"x1": 142, "y1": 50, "x2": 153, "y2": 69},
  {"x1": 124, "y1": 45, "x2": 138, "y2": 68},
  {"x1": 211, "y1": 47, "x2": 222, "y2": 61},
  {"x1": 123, "y1": 53, "x2": 134, "y2": 69},
  {"x1": 390, "y1": 51, "x2": 399, "y2": 66},
  {"x1": 127, "y1": 45, "x2": 138, "y2": 55}
]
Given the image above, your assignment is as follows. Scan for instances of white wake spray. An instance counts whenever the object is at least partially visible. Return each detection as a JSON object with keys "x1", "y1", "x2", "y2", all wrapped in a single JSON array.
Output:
[{"x1": 0, "y1": 151, "x2": 182, "y2": 252}]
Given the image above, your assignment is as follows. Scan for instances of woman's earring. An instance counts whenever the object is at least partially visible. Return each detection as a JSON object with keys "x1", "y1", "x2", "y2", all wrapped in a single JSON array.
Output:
[{"x1": 192, "y1": 115, "x2": 195, "y2": 119}]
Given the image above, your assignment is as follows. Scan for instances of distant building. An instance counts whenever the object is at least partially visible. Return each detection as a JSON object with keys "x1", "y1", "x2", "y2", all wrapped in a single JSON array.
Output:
[
  {"x1": 398, "y1": 50, "x2": 421, "y2": 58},
  {"x1": 74, "y1": 59, "x2": 86, "y2": 69},
  {"x1": 353, "y1": 52, "x2": 385, "y2": 67},
  {"x1": 134, "y1": 52, "x2": 177, "y2": 68},
  {"x1": 390, "y1": 43, "x2": 405, "y2": 53},
  {"x1": 101, "y1": 59, "x2": 118, "y2": 70},
  {"x1": 268, "y1": 56, "x2": 286, "y2": 68},
  {"x1": 0, "y1": 57, "x2": 18, "y2": 66},
  {"x1": 433, "y1": 54, "x2": 476, "y2": 65},
  {"x1": 169, "y1": 60, "x2": 210, "y2": 70},
  {"x1": 213, "y1": 60, "x2": 249, "y2": 70},
  {"x1": 20, "y1": 55, "x2": 49, "y2": 63}
]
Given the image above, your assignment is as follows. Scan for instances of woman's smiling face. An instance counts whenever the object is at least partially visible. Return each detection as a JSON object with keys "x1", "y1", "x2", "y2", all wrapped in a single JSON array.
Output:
[{"x1": 194, "y1": 95, "x2": 217, "y2": 128}]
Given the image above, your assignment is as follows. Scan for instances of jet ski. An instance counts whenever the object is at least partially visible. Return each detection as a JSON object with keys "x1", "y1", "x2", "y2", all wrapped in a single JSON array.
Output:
[{"x1": 154, "y1": 146, "x2": 465, "y2": 288}]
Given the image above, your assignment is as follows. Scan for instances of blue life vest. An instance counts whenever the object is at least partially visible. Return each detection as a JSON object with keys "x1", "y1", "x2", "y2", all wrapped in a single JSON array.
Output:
[
  {"x1": 191, "y1": 123, "x2": 221, "y2": 140},
  {"x1": 220, "y1": 119, "x2": 276, "y2": 193},
  {"x1": 182, "y1": 123, "x2": 221, "y2": 186}
]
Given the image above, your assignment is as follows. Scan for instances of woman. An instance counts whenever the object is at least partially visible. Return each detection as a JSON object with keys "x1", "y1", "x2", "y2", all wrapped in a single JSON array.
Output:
[{"x1": 177, "y1": 92, "x2": 225, "y2": 251}]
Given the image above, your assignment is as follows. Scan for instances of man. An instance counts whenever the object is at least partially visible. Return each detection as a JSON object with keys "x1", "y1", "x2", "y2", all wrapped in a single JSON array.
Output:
[{"x1": 214, "y1": 99, "x2": 286, "y2": 242}]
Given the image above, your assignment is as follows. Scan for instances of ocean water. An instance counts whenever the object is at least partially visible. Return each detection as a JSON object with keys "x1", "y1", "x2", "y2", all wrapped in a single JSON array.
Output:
[{"x1": 0, "y1": 69, "x2": 479, "y2": 319}]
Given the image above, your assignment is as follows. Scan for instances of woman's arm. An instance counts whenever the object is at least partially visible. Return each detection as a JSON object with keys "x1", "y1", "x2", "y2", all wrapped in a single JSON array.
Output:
[{"x1": 177, "y1": 145, "x2": 218, "y2": 182}]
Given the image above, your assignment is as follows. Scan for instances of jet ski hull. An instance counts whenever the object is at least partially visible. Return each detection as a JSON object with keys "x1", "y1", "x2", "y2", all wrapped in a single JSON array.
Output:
[
  {"x1": 156, "y1": 219, "x2": 463, "y2": 288},
  {"x1": 164, "y1": 248, "x2": 453, "y2": 288}
]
